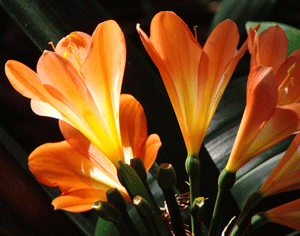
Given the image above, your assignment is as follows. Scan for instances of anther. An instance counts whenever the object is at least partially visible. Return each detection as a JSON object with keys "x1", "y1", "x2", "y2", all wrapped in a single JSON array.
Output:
[
  {"x1": 48, "y1": 42, "x2": 56, "y2": 52},
  {"x1": 193, "y1": 26, "x2": 198, "y2": 41},
  {"x1": 288, "y1": 63, "x2": 296, "y2": 75}
]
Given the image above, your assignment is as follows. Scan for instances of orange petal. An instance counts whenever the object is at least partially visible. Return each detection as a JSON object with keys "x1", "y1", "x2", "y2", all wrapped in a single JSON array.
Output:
[
  {"x1": 52, "y1": 189, "x2": 107, "y2": 212},
  {"x1": 36, "y1": 51, "x2": 97, "y2": 116},
  {"x1": 80, "y1": 20, "x2": 126, "y2": 131},
  {"x1": 137, "y1": 12, "x2": 202, "y2": 154},
  {"x1": 59, "y1": 120, "x2": 119, "y2": 182},
  {"x1": 248, "y1": 25, "x2": 288, "y2": 74},
  {"x1": 246, "y1": 103, "x2": 300, "y2": 162},
  {"x1": 260, "y1": 133, "x2": 300, "y2": 194},
  {"x1": 31, "y1": 100, "x2": 65, "y2": 120},
  {"x1": 266, "y1": 199, "x2": 300, "y2": 231},
  {"x1": 5, "y1": 60, "x2": 81, "y2": 123},
  {"x1": 29, "y1": 141, "x2": 125, "y2": 193},
  {"x1": 136, "y1": 22, "x2": 186, "y2": 139},
  {"x1": 198, "y1": 19, "x2": 239, "y2": 98},
  {"x1": 149, "y1": 12, "x2": 202, "y2": 99},
  {"x1": 226, "y1": 66, "x2": 278, "y2": 172},
  {"x1": 143, "y1": 134, "x2": 162, "y2": 171},
  {"x1": 55, "y1": 32, "x2": 91, "y2": 71},
  {"x1": 37, "y1": 50, "x2": 120, "y2": 159},
  {"x1": 276, "y1": 48, "x2": 300, "y2": 105},
  {"x1": 119, "y1": 94, "x2": 147, "y2": 161},
  {"x1": 5, "y1": 60, "x2": 49, "y2": 101}
]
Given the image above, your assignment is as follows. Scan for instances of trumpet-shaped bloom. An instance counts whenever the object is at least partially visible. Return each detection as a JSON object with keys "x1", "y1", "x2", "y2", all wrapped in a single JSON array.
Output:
[
  {"x1": 5, "y1": 21, "x2": 161, "y2": 212},
  {"x1": 137, "y1": 11, "x2": 246, "y2": 155},
  {"x1": 226, "y1": 26, "x2": 300, "y2": 172},
  {"x1": 258, "y1": 133, "x2": 300, "y2": 197},
  {"x1": 264, "y1": 198, "x2": 300, "y2": 231},
  {"x1": 5, "y1": 20, "x2": 126, "y2": 166},
  {"x1": 29, "y1": 94, "x2": 161, "y2": 212}
]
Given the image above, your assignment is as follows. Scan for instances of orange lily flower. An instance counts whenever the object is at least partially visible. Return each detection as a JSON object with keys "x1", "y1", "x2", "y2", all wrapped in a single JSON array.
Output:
[
  {"x1": 137, "y1": 11, "x2": 246, "y2": 155},
  {"x1": 264, "y1": 198, "x2": 300, "y2": 231},
  {"x1": 5, "y1": 21, "x2": 161, "y2": 212},
  {"x1": 29, "y1": 94, "x2": 161, "y2": 212},
  {"x1": 258, "y1": 133, "x2": 300, "y2": 197},
  {"x1": 5, "y1": 20, "x2": 126, "y2": 166},
  {"x1": 225, "y1": 25, "x2": 300, "y2": 172}
]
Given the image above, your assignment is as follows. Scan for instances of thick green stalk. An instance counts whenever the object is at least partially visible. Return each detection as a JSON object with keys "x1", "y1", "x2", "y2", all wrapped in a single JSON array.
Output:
[
  {"x1": 158, "y1": 163, "x2": 186, "y2": 236},
  {"x1": 208, "y1": 169, "x2": 236, "y2": 236},
  {"x1": 185, "y1": 154, "x2": 201, "y2": 236},
  {"x1": 106, "y1": 188, "x2": 140, "y2": 236}
]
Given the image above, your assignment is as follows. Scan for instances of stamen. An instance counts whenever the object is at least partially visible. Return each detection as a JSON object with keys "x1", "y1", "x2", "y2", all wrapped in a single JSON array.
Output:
[
  {"x1": 67, "y1": 45, "x2": 82, "y2": 68},
  {"x1": 278, "y1": 63, "x2": 297, "y2": 92},
  {"x1": 48, "y1": 42, "x2": 56, "y2": 52},
  {"x1": 63, "y1": 51, "x2": 68, "y2": 58},
  {"x1": 288, "y1": 63, "x2": 296, "y2": 74},
  {"x1": 193, "y1": 26, "x2": 198, "y2": 41},
  {"x1": 290, "y1": 77, "x2": 295, "y2": 86}
]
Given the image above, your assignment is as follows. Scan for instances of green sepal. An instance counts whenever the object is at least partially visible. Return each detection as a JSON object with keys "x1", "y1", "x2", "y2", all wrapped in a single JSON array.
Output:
[
  {"x1": 93, "y1": 201, "x2": 122, "y2": 224},
  {"x1": 118, "y1": 161, "x2": 157, "y2": 213},
  {"x1": 218, "y1": 169, "x2": 236, "y2": 191}
]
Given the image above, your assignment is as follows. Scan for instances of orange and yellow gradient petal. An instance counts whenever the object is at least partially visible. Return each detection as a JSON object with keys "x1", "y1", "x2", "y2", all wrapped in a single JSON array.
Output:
[{"x1": 137, "y1": 11, "x2": 243, "y2": 155}]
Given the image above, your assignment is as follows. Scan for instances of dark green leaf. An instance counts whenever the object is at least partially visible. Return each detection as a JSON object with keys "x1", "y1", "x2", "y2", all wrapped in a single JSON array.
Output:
[{"x1": 209, "y1": 0, "x2": 278, "y2": 35}]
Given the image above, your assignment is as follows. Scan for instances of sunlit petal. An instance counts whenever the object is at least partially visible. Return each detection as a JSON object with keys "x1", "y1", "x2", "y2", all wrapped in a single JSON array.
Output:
[
  {"x1": 28, "y1": 141, "x2": 125, "y2": 193},
  {"x1": 138, "y1": 11, "x2": 243, "y2": 155},
  {"x1": 5, "y1": 60, "x2": 46, "y2": 101},
  {"x1": 58, "y1": 120, "x2": 119, "y2": 182},
  {"x1": 52, "y1": 189, "x2": 107, "y2": 213},
  {"x1": 37, "y1": 50, "x2": 121, "y2": 161},
  {"x1": 143, "y1": 134, "x2": 162, "y2": 171}
]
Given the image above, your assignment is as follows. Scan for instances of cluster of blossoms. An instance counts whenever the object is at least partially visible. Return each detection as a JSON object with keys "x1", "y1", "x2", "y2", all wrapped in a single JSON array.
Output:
[{"x1": 5, "y1": 11, "x2": 300, "y2": 235}]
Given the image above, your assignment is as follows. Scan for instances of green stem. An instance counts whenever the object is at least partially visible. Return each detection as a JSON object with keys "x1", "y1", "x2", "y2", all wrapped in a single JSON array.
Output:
[
  {"x1": 208, "y1": 169, "x2": 236, "y2": 236},
  {"x1": 241, "y1": 213, "x2": 268, "y2": 236},
  {"x1": 229, "y1": 192, "x2": 263, "y2": 236},
  {"x1": 185, "y1": 154, "x2": 201, "y2": 236},
  {"x1": 163, "y1": 188, "x2": 187, "y2": 236}
]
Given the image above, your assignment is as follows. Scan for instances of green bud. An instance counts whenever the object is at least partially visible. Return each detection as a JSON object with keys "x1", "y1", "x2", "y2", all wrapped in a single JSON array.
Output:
[
  {"x1": 106, "y1": 188, "x2": 127, "y2": 213},
  {"x1": 191, "y1": 197, "x2": 206, "y2": 222},
  {"x1": 157, "y1": 163, "x2": 177, "y2": 189},
  {"x1": 93, "y1": 201, "x2": 122, "y2": 224},
  {"x1": 130, "y1": 157, "x2": 147, "y2": 184}
]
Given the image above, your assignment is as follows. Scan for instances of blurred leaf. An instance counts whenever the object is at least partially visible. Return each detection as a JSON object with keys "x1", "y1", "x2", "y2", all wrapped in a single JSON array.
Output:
[
  {"x1": 246, "y1": 21, "x2": 300, "y2": 57},
  {"x1": 209, "y1": 0, "x2": 278, "y2": 35},
  {"x1": 0, "y1": 0, "x2": 110, "y2": 51}
]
